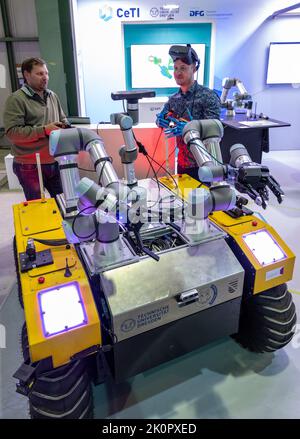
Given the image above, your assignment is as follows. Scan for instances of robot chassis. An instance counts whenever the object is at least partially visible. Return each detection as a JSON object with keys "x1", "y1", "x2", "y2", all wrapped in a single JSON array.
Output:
[{"x1": 13, "y1": 109, "x2": 296, "y2": 419}]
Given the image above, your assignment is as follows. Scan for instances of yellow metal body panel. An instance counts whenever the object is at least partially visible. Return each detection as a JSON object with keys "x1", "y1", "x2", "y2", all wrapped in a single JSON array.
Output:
[
  {"x1": 19, "y1": 199, "x2": 62, "y2": 235},
  {"x1": 13, "y1": 199, "x2": 101, "y2": 368},
  {"x1": 218, "y1": 218, "x2": 295, "y2": 294},
  {"x1": 209, "y1": 210, "x2": 254, "y2": 228},
  {"x1": 161, "y1": 174, "x2": 295, "y2": 294},
  {"x1": 159, "y1": 174, "x2": 201, "y2": 199}
]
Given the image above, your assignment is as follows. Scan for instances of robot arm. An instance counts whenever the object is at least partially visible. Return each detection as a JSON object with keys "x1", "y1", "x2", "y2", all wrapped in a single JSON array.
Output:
[
  {"x1": 49, "y1": 127, "x2": 131, "y2": 248},
  {"x1": 110, "y1": 112, "x2": 138, "y2": 186},
  {"x1": 50, "y1": 126, "x2": 162, "y2": 262},
  {"x1": 235, "y1": 79, "x2": 250, "y2": 100},
  {"x1": 220, "y1": 77, "x2": 251, "y2": 104},
  {"x1": 220, "y1": 78, "x2": 252, "y2": 115},
  {"x1": 229, "y1": 144, "x2": 284, "y2": 209},
  {"x1": 50, "y1": 127, "x2": 128, "y2": 209},
  {"x1": 182, "y1": 120, "x2": 284, "y2": 209},
  {"x1": 182, "y1": 119, "x2": 224, "y2": 180},
  {"x1": 220, "y1": 78, "x2": 236, "y2": 104}
]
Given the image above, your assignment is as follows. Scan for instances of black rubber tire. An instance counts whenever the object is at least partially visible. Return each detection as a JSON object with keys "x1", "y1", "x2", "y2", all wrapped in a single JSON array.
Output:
[
  {"x1": 13, "y1": 236, "x2": 24, "y2": 309},
  {"x1": 28, "y1": 359, "x2": 94, "y2": 419},
  {"x1": 21, "y1": 324, "x2": 94, "y2": 418},
  {"x1": 234, "y1": 283, "x2": 297, "y2": 353}
]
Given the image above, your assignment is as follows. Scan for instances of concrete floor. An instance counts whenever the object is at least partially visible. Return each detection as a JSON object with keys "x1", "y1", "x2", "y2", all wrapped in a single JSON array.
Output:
[{"x1": 0, "y1": 150, "x2": 300, "y2": 419}]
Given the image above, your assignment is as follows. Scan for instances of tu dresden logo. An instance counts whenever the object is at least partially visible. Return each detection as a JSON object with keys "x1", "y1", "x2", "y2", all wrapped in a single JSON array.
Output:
[
  {"x1": 121, "y1": 319, "x2": 136, "y2": 333},
  {"x1": 150, "y1": 7, "x2": 159, "y2": 18}
]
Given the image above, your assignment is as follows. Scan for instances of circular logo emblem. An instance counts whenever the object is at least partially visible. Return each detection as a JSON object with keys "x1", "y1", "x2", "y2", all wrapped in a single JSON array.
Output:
[
  {"x1": 121, "y1": 318, "x2": 136, "y2": 333},
  {"x1": 150, "y1": 7, "x2": 159, "y2": 17}
]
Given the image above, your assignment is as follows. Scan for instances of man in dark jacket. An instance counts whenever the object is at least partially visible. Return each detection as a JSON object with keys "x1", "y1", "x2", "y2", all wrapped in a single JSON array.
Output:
[{"x1": 4, "y1": 57, "x2": 69, "y2": 200}]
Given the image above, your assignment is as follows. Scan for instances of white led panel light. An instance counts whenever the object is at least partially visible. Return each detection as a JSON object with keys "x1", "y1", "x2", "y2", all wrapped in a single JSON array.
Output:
[
  {"x1": 242, "y1": 229, "x2": 286, "y2": 266},
  {"x1": 38, "y1": 282, "x2": 87, "y2": 337},
  {"x1": 267, "y1": 42, "x2": 300, "y2": 84}
]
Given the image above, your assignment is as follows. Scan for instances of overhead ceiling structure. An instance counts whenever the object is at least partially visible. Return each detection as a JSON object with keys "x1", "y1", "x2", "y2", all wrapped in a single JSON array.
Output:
[{"x1": 269, "y1": 2, "x2": 300, "y2": 18}]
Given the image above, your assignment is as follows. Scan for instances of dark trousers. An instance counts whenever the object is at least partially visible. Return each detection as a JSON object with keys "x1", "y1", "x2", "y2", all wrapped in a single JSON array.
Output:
[
  {"x1": 13, "y1": 160, "x2": 62, "y2": 201},
  {"x1": 177, "y1": 165, "x2": 200, "y2": 182}
]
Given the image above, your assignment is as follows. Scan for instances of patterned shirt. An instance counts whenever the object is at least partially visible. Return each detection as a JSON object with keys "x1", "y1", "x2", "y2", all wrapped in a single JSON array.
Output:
[{"x1": 162, "y1": 81, "x2": 221, "y2": 168}]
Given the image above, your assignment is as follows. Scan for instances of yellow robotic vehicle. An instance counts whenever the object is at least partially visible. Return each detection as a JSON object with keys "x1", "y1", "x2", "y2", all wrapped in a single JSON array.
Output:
[{"x1": 13, "y1": 112, "x2": 296, "y2": 419}]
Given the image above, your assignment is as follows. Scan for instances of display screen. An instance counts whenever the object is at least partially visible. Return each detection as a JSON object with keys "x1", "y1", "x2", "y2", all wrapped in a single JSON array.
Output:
[
  {"x1": 38, "y1": 281, "x2": 87, "y2": 337},
  {"x1": 242, "y1": 229, "x2": 286, "y2": 265},
  {"x1": 131, "y1": 44, "x2": 206, "y2": 88},
  {"x1": 266, "y1": 42, "x2": 300, "y2": 84}
]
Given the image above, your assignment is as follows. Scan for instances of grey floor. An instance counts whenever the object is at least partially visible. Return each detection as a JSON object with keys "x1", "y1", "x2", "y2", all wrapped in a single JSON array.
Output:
[{"x1": 0, "y1": 150, "x2": 300, "y2": 419}]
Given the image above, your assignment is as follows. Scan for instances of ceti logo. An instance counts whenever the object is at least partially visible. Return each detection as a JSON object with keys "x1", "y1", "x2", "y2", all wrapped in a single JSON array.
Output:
[
  {"x1": 99, "y1": 5, "x2": 140, "y2": 21},
  {"x1": 117, "y1": 7, "x2": 140, "y2": 18},
  {"x1": 99, "y1": 5, "x2": 113, "y2": 21}
]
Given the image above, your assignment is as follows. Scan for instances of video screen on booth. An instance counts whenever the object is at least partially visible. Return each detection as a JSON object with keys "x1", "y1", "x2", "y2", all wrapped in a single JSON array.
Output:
[
  {"x1": 266, "y1": 42, "x2": 300, "y2": 84},
  {"x1": 130, "y1": 44, "x2": 206, "y2": 88}
]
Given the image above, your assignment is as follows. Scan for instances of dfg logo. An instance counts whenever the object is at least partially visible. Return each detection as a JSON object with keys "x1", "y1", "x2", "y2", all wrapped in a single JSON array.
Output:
[{"x1": 190, "y1": 10, "x2": 205, "y2": 17}]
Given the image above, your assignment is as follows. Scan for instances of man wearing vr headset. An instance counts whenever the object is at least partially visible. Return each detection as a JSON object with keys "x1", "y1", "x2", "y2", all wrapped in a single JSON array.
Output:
[{"x1": 156, "y1": 44, "x2": 220, "y2": 180}]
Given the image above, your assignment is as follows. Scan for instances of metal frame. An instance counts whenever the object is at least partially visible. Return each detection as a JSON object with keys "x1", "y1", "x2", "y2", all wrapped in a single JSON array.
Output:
[
  {"x1": 270, "y1": 2, "x2": 300, "y2": 19},
  {"x1": 0, "y1": 0, "x2": 39, "y2": 92},
  {"x1": 0, "y1": 0, "x2": 20, "y2": 91}
]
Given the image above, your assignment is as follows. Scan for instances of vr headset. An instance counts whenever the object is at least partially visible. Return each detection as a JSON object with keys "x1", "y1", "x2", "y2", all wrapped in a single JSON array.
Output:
[{"x1": 168, "y1": 44, "x2": 200, "y2": 71}]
